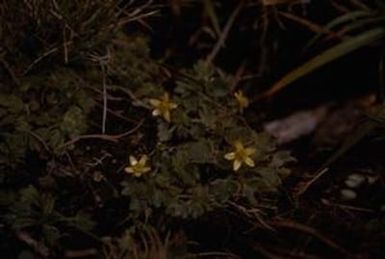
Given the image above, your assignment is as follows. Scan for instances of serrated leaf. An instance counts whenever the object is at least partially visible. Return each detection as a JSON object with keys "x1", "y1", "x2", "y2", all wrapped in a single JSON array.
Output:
[
  {"x1": 157, "y1": 122, "x2": 173, "y2": 142},
  {"x1": 210, "y1": 179, "x2": 238, "y2": 203},
  {"x1": 60, "y1": 106, "x2": 88, "y2": 136}
]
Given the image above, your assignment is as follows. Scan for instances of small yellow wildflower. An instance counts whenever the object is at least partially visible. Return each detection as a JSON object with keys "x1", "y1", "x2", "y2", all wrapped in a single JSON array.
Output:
[
  {"x1": 149, "y1": 93, "x2": 178, "y2": 122},
  {"x1": 224, "y1": 141, "x2": 255, "y2": 171},
  {"x1": 124, "y1": 155, "x2": 151, "y2": 177},
  {"x1": 234, "y1": 90, "x2": 249, "y2": 113}
]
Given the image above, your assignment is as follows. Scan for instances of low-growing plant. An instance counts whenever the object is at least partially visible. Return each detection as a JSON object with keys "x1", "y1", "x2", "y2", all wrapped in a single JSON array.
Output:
[
  {"x1": 0, "y1": 1, "x2": 295, "y2": 257},
  {"x1": 116, "y1": 56, "x2": 295, "y2": 219}
]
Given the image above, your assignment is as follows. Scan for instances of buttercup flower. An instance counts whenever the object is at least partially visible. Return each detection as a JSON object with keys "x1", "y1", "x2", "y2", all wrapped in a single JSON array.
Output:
[
  {"x1": 234, "y1": 90, "x2": 249, "y2": 113},
  {"x1": 224, "y1": 140, "x2": 255, "y2": 171},
  {"x1": 124, "y1": 155, "x2": 151, "y2": 177},
  {"x1": 149, "y1": 92, "x2": 178, "y2": 122}
]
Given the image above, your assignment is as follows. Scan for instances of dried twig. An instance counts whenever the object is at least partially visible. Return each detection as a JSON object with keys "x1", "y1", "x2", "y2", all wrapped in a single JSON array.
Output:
[
  {"x1": 24, "y1": 129, "x2": 52, "y2": 153},
  {"x1": 321, "y1": 199, "x2": 375, "y2": 213},
  {"x1": 227, "y1": 201, "x2": 274, "y2": 231},
  {"x1": 17, "y1": 231, "x2": 50, "y2": 258},
  {"x1": 294, "y1": 168, "x2": 329, "y2": 197},
  {"x1": 23, "y1": 42, "x2": 72, "y2": 75},
  {"x1": 269, "y1": 220, "x2": 350, "y2": 255},
  {"x1": 349, "y1": 0, "x2": 370, "y2": 11},
  {"x1": 94, "y1": 103, "x2": 139, "y2": 123},
  {"x1": 0, "y1": 57, "x2": 20, "y2": 85},
  {"x1": 61, "y1": 119, "x2": 144, "y2": 148},
  {"x1": 192, "y1": 252, "x2": 241, "y2": 258},
  {"x1": 89, "y1": 50, "x2": 111, "y2": 134},
  {"x1": 230, "y1": 61, "x2": 246, "y2": 91},
  {"x1": 64, "y1": 249, "x2": 98, "y2": 258},
  {"x1": 262, "y1": 0, "x2": 309, "y2": 5}
]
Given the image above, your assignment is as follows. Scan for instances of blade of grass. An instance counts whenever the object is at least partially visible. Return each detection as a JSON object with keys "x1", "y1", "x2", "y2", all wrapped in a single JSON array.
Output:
[
  {"x1": 305, "y1": 10, "x2": 374, "y2": 50},
  {"x1": 336, "y1": 16, "x2": 385, "y2": 35},
  {"x1": 279, "y1": 11, "x2": 341, "y2": 39},
  {"x1": 203, "y1": 0, "x2": 221, "y2": 38},
  {"x1": 350, "y1": 0, "x2": 371, "y2": 11},
  {"x1": 260, "y1": 27, "x2": 385, "y2": 98}
]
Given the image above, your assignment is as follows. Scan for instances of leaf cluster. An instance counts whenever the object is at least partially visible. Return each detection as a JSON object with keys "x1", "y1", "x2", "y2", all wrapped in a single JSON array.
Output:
[{"x1": 119, "y1": 60, "x2": 295, "y2": 219}]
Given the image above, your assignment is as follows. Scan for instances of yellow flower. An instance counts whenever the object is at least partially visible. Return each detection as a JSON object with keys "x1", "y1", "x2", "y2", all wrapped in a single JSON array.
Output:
[
  {"x1": 224, "y1": 141, "x2": 255, "y2": 171},
  {"x1": 124, "y1": 155, "x2": 151, "y2": 177},
  {"x1": 149, "y1": 93, "x2": 178, "y2": 122},
  {"x1": 234, "y1": 90, "x2": 249, "y2": 113}
]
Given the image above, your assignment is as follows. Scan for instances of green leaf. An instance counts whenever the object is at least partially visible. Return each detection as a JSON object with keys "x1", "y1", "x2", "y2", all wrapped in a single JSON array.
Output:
[
  {"x1": 210, "y1": 179, "x2": 238, "y2": 204},
  {"x1": 157, "y1": 122, "x2": 174, "y2": 142},
  {"x1": 0, "y1": 94, "x2": 24, "y2": 113},
  {"x1": 193, "y1": 60, "x2": 215, "y2": 83},
  {"x1": 60, "y1": 106, "x2": 88, "y2": 136},
  {"x1": 206, "y1": 78, "x2": 230, "y2": 97},
  {"x1": 0, "y1": 190, "x2": 17, "y2": 206},
  {"x1": 255, "y1": 167, "x2": 282, "y2": 191},
  {"x1": 19, "y1": 186, "x2": 40, "y2": 207},
  {"x1": 184, "y1": 140, "x2": 213, "y2": 164},
  {"x1": 270, "y1": 151, "x2": 296, "y2": 168},
  {"x1": 66, "y1": 212, "x2": 95, "y2": 231},
  {"x1": 48, "y1": 129, "x2": 65, "y2": 151},
  {"x1": 42, "y1": 225, "x2": 61, "y2": 246}
]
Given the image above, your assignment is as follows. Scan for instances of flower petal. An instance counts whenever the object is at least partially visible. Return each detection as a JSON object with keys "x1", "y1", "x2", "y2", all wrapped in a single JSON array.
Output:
[
  {"x1": 142, "y1": 167, "x2": 151, "y2": 173},
  {"x1": 224, "y1": 152, "x2": 235, "y2": 160},
  {"x1": 129, "y1": 156, "x2": 138, "y2": 166},
  {"x1": 138, "y1": 155, "x2": 148, "y2": 165},
  {"x1": 244, "y1": 157, "x2": 255, "y2": 167},
  {"x1": 152, "y1": 109, "x2": 161, "y2": 116},
  {"x1": 162, "y1": 93, "x2": 170, "y2": 101},
  {"x1": 233, "y1": 159, "x2": 242, "y2": 171},
  {"x1": 149, "y1": 99, "x2": 161, "y2": 107},
  {"x1": 245, "y1": 148, "x2": 256, "y2": 156},
  {"x1": 124, "y1": 167, "x2": 134, "y2": 173},
  {"x1": 234, "y1": 141, "x2": 244, "y2": 151},
  {"x1": 163, "y1": 111, "x2": 171, "y2": 122}
]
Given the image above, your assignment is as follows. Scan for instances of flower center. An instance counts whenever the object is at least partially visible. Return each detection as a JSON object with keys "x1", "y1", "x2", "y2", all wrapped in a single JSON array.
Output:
[{"x1": 235, "y1": 149, "x2": 248, "y2": 160}]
